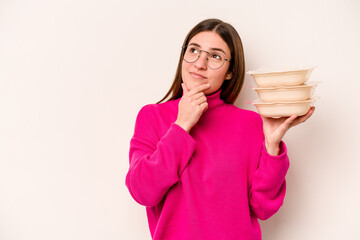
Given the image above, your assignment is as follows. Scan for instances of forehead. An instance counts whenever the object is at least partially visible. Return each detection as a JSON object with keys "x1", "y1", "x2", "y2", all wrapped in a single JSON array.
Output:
[{"x1": 188, "y1": 31, "x2": 230, "y2": 54}]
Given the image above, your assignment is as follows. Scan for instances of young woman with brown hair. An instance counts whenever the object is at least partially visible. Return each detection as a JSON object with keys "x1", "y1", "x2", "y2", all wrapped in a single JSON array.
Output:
[{"x1": 126, "y1": 18, "x2": 314, "y2": 240}]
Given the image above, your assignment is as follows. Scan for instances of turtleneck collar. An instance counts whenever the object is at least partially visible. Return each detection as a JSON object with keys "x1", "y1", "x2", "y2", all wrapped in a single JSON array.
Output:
[{"x1": 205, "y1": 88, "x2": 224, "y2": 109}]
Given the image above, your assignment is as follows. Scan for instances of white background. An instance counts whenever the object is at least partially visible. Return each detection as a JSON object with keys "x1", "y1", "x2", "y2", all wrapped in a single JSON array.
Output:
[{"x1": 1, "y1": 0, "x2": 359, "y2": 239}]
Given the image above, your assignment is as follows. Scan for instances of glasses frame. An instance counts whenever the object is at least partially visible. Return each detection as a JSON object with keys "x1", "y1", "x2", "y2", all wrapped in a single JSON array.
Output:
[{"x1": 182, "y1": 45, "x2": 231, "y2": 70}]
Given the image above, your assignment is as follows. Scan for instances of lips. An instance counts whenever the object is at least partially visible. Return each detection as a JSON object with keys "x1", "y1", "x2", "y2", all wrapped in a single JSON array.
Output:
[{"x1": 190, "y1": 72, "x2": 207, "y2": 79}]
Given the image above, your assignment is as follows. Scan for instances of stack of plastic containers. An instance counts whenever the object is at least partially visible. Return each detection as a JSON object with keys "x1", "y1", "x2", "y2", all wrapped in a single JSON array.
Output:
[{"x1": 247, "y1": 66, "x2": 318, "y2": 118}]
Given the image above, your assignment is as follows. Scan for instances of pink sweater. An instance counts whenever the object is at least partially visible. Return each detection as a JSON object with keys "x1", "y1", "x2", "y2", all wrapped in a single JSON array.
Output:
[{"x1": 125, "y1": 89, "x2": 289, "y2": 240}]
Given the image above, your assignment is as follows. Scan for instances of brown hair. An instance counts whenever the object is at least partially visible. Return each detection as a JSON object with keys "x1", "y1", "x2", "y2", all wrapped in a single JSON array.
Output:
[{"x1": 157, "y1": 18, "x2": 245, "y2": 104}]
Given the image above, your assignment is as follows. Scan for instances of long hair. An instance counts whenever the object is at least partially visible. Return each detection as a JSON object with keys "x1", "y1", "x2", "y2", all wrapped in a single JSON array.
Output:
[{"x1": 157, "y1": 18, "x2": 245, "y2": 104}]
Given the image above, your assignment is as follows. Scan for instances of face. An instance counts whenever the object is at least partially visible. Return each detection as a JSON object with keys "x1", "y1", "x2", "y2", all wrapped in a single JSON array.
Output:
[{"x1": 181, "y1": 31, "x2": 232, "y2": 95}]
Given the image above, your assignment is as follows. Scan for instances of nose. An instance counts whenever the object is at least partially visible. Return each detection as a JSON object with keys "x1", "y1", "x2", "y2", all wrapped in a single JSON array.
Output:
[{"x1": 194, "y1": 51, "x2": 208, "y2": 70}]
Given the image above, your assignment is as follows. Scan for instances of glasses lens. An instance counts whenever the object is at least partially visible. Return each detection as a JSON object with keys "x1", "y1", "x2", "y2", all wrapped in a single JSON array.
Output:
[
  {"x1": 183, "y1": 46, "x2": 199, "y2": 63},
  {"x1": 183, "y1": 46, "x2": 227, "y2": 69},
  {"x1": 207, "y1": 52, "x2": 225, "y2": 69}
]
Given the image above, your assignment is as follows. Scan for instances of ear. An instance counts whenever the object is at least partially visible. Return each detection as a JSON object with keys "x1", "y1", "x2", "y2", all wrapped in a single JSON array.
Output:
[{"x1": 225, "y1": 71, "x2": 232, "y2": 80}]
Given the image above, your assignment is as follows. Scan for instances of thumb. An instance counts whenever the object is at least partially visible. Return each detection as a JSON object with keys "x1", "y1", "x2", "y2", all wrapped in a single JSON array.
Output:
[
  {"x1": 181, "y1": 82, "x2": 189, "y2": 94},
  {"x1": 281, "y1": 114, "x2": 297, "y2": 132}
]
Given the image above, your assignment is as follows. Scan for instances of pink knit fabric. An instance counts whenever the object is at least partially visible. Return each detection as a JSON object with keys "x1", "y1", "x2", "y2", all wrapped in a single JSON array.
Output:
[{"x1": 126, "y1": 89, "x2": 289, "y2": 240}]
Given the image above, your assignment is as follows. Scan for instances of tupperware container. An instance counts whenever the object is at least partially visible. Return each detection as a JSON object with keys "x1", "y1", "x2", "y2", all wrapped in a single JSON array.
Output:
[
  {"x1": 247, "y1": 66, "x2": 316, "y2": 87},
  {"x1": 253, "y1": 98, "x2": 317, "y2": 118},
  {"x1": 252, "y1": 81, "x2": 319, "y2": 102}
]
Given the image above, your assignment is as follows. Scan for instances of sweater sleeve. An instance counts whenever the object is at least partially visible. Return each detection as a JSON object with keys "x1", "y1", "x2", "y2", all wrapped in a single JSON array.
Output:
[
  {"x1": 125, "y1": 105, "x2": 197, "y2": 207},
  {"x1": 249, "y1": 140, "x2": 290, "y2": 220}
]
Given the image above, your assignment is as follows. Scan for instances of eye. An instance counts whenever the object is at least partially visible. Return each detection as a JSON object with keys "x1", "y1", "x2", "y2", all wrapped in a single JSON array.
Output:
[
  {"x1": 189, "y1": 47, "x2": 199, "y2": 54},
  {"x1": 210, "y1": 53, "x2": 223, "y2": 61}
]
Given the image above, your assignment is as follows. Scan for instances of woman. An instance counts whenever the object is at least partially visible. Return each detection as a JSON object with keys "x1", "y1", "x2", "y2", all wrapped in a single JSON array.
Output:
[{"x1": 125, "y1": 18, "x2": 314, "y2": 240}]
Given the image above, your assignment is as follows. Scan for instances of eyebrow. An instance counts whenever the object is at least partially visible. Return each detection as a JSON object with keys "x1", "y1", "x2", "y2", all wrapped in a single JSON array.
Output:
[{"x1": 188, "y1": 42, "x2": 227, "y2": 55}]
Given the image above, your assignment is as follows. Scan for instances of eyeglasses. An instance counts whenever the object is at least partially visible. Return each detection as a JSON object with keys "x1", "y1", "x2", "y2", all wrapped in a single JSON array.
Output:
[{"x1": 182, "y1": 45, "x2": 231, "y2": 70}]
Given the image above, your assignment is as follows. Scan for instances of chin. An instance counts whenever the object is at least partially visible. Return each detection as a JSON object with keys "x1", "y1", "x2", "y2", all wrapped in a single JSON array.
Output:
[{"x1": 204, "y1": 88, "x2": 215, "y2": 95}]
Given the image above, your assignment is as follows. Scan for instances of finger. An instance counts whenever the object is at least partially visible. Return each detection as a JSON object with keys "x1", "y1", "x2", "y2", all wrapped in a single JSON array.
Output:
[
  {"x1": 300, "y1": 106, "x2": 315, "y2": 121},
  {"x1": 190, "y1": 83, "x2": 210, "y2": 95},
  {"x1": 199, "y1": 101, "x2": 208, "y2": 113},
  {"x1": 281, "y1": 114, "x2": 298, "y2": 131},
  {"x1": 289, "y1": 106, "x2": 315, "y2": 128},
  {"x1": 285, "y1": 114, "x2": 297, "y2": 125},
  {"x1": 308, "y1": 106, "x2": 315, "y2": 116},
  {"x1": 191, "y1": 91, "x2": 206, "y2": 101},
  {"x1": 182, "y1": 83, "x2": 189, "y2": 94},
  {"x1": 194, "y1": 95, "x2": 207, "y2": 105}
]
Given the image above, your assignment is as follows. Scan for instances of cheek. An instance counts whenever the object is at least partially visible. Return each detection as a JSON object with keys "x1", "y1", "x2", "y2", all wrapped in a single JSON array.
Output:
[
  {"x1": 210, "y1": 69, "x2": 228, "y2": 83},
  {"x1": 214, "y1": 67, "x2": 229, "y2": 82}
]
